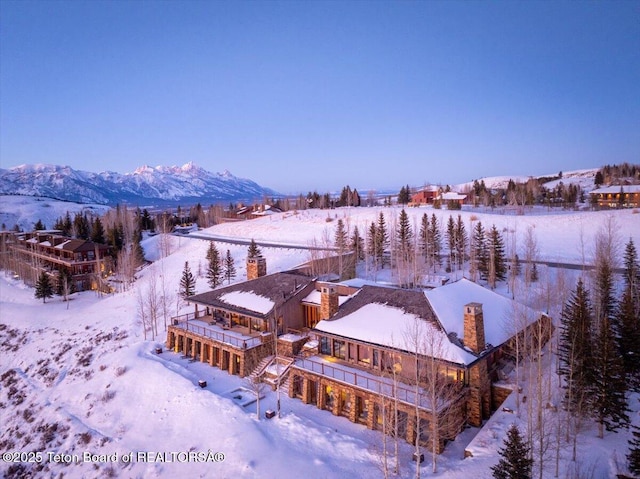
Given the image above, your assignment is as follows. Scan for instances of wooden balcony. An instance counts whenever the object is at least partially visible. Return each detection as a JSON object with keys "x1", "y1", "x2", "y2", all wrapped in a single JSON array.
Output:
[{"x1": 170, "y1": 311, "x2": 271, "y2": 350}]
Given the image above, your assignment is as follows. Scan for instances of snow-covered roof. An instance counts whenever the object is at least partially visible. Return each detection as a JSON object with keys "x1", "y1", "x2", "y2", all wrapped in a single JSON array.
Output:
[
  {"x1": 425, "y1": 278, "x2": 542, "y2": 348},
  {"x1": 590, "y1": 185, "x2": 640, "y2": 194},
  {"x1": 440, "y1": 192, "x2": 467, "y2": 200},
  {"x1": 315, "y1": 302, "x2": 477, "y2": 365},
  {"x1": 218, "y1": 291, "x2": 275, "y2": 315}
]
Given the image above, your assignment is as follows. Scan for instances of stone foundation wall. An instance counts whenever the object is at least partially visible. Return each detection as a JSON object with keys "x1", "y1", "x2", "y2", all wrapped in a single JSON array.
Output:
[
  {"x1": 288, "y1": 366, "x2": 466, "y2": 453},
  {"x1": 167, "y1": 326, "x2": 273, "y2": 378}
]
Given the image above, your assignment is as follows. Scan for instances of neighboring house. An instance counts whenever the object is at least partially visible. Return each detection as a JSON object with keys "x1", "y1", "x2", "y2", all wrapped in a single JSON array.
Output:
[
  {"x1": 168, "y1": 269, "x2": 552, "y2": 454},
  {"x1": 439, "y1": 191, "x2": 467, "y2": 208},
  {"x1": 589, "y1": 184, "x2": 640, "y2": 208},
  {"x1": 410, "y1": 188, "x2": 440, "y2": 206},
  {"x1": 5, "y1": 231, "x2": 112, "y2": 291},
  {"x1": 290, "y1": 278, "x2": 551, "y2": 453}
]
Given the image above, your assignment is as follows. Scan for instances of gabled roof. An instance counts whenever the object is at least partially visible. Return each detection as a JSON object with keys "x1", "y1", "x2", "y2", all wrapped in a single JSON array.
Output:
[
  {"x1": 590, "y1": 185, "x2": 640, "y2": 194},
  {"x1": 314, "y1": 279, "x2": 545, "y2": 366},
  {"x1": 425, "y1": 278, "x2": 542, "y2": 349},
  {"x1": 440, "y1": 192, "x2": 467, "y2": 200},
  {"x1": 189, "y1": 271, "x2": 314, "y2": 318}
]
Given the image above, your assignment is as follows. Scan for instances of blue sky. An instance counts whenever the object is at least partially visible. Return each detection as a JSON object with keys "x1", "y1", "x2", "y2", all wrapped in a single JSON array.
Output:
[{"x1": 1, "y1": 1, "x2": 638, "y2": 193}]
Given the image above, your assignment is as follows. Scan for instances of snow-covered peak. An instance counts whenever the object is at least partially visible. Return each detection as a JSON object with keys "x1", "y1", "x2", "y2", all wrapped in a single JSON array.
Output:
[{"x1": 0, "y1": 163, "x2": 277, "y2": 205}]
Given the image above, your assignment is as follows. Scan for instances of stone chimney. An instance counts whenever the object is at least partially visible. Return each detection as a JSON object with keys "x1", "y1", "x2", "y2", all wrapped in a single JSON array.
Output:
[
  {"x1": 319, "y1": 284, "x2": 339, "y2": 320},
  {"x1": 463, "y1": 303, "x2": 486, "y2": 354},
  {"x1": 247, "y1": 256, "x2": 267, "y2": 280}
]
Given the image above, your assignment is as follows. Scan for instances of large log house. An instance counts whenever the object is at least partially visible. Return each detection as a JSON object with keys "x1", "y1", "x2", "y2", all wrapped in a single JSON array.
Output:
[{"x1": 167, "y1": 268, "x2": 552, "y2": 453}]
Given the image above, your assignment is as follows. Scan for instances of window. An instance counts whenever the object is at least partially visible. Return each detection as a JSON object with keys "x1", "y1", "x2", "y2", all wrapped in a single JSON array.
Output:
[
  {"x1": 372, "y1": 349, "x2": 379, "y2": 367},
  {"x1": 333, "y1": 339, "x2": 346, "y2": 360},
  {"x1": 348, "y1": 343, "x2": 356, "y2": 361},
  {"x1": 358, "y1": 345, "x2": 370, "y2": 365},
  {"x1": 320, "y1": 337, "x2": 331, "y2": 355}
]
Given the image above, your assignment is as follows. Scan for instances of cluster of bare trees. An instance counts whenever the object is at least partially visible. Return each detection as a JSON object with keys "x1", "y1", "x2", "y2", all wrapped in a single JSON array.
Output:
[{"x1": 135, "y1": 263, "x2": 173, "y2": 341}]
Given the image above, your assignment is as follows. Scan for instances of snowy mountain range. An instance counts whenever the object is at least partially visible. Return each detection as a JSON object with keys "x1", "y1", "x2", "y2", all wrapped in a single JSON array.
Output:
[{"x1": 0, "y1": 163, "x2": 279, "y2": 205}]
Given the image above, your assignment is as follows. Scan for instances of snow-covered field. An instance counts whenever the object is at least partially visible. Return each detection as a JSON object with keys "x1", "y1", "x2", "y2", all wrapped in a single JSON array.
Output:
[
  {"x1": 0, "y1": 195, "x2": 112, "y2": 233},
  {"x1": 1, "y1": 201, "x2": 639, "y2": 478}
]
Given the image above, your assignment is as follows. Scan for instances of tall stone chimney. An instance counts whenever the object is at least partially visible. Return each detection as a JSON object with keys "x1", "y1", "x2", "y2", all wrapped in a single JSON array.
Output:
[
  {"x1": 319, "y1": 284, "x2": 339, "y2": 320},
  {"x1": 247, "y1": 256, "x2": 267, "y2": 280},
  {"x1": 463, "y1": 302, "x2": 486, "y2": 354}
]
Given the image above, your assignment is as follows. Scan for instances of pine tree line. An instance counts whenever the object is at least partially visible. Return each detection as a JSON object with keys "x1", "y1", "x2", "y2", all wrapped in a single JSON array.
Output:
[{"x1": 557, "y1": 238, "x2": 639, "y2": 450}]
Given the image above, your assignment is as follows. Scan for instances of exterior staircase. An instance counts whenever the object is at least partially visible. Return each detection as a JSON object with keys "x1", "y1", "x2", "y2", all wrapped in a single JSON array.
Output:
[
  {"x1": 249, "y1": 355, "x2": 275, "y2": 381},
  {"x1": 261, "y1": 357, "x2": 295, "y2": 390}
]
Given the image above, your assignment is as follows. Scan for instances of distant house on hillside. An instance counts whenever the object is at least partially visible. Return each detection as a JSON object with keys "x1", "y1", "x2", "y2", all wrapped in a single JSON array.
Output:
[
  {"x1": 410, "y1": 187, "x2": 440, "y2": 206},
  {"x1": 4, "y1": 231, "x2": 112, "y2": 291},
  {"x1": 589, "y1": 184, "x2": 640, "y2": 208},
  {"x1": 167, "y1": 268, "x2": 552, "y2": 454},
  {"x1": 439, "y1": 191, "x2": 467, "y2": 208}
]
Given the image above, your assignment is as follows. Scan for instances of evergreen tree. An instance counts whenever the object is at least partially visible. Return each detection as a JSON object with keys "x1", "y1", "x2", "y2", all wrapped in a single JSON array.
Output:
[
  {"x1": 490, "y1": 424, "x2": 533, "y2": 479},
  {"x1": 375, "y1": 212, "x2": 388, "y2": 266},
  {"x1": 34, "y1": 219, "x2": 45, "y2": 230},
  {"x1": 398, "y1": 184, "x2": 411, "y2": 205},
  {"x1": 486, "y1": 225, "x2": 507, "y2": 286},
  {"x1": 131, "y1": 229, "x2": 146, "y2": 267},
  {"x1": 558, "y1": 279, "x2": 594, "y2": 412},
  {"x1": 351, "y1": 188, "x2": 361, "y2": 207},
  {"x1": 62, "y1": 212, "x2": 73, "y2": 237},
  {"x1": 429, "y1": 213, "x2": 442, "y2": 269},
  {"x1": 628, "y1": 424, "x2": 640, "y2": 476},
  {"x1": 472, "y1": 221, "x2": 487, "y2": 280},
  {"x1": 223, "y1": 250, "x2": 236, "y2": 284},
  {"x1": 140, "y1": 208, "x2": 154, "y2": 231},
  {"x1": 594, "y1": 254, "x2": 616, "y2": 326},
  {"x1": 206, "y1": 243, "x2": 223, "y2": 289},
  {"x1": 73, "y1": 213, "x2": 90, "y2": 240},
  {"x1": 615, "y1": 283, "x2": 640, "y2": 391},
  {"x1": 247, "y1": 238, "x2": 262, "y2": 259},
  {"x1": 445, "y1": 215, "x2": 456, "y2": 271},
  {"x1": 366, "y1": 222, "x2": 377, "y2": 259},
  {"x1": 396, "y1": 208, "x2": 413, "y2": 262},
  {"x1": 589, "y1": 315, "x2": 630, "y2": 437},
  {"x1": 334, "y1": 219, "x2": 348, "y2": 251},
  {"x1": 623, "y1": 238, "x2": 640, "y2": 311},
  {"x1": 107, "y1": 224, "x2": 124, "y2": 253},
  {"x1": 419, "y1": 213, "x2": 429, "y2": 259},
  {"x1": 91, "y1": 217, "x2": 106, "y2": 244},
  {"x1": 455, "y1": 215, "x2": 467, "y2": 270},
  {"x1": 35, "y1": 271, "x2": 54, "y2": 303},
  {"x1": 179, "y1": 261, "x2": 196, "y2": 298},
  {"x1": 350, "y1": 226, "x2": 364, "y2": 261},
  {"x1": 56, "y1": 268, "x2": 75, "y2": 297},
  {"x1": 594, "y1": 171, "x2": 604, "y2": 187}
]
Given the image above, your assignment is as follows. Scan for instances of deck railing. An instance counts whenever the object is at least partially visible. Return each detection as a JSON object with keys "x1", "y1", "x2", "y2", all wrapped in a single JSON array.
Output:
[
  {"x1": 293, "y1": 357, "x2": 427, "y2": 406},
  {"x1": 171, "y1": 315, "x2": 263, "y2": 350}
]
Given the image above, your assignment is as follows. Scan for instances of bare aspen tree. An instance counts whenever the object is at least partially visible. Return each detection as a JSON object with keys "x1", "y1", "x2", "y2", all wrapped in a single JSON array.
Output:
[
  {"x1": 245, "y1": 375, "x2": 267, "y2": 420},
  {"x1": 523, "y1": 226, "x2": 539, "y2": 286},
  {"x1": 136, "y1": 286, "x2": 149, "y2": 340},
  {"x1": 146, "y1": 271, "x2": 161, "y2": 340}
]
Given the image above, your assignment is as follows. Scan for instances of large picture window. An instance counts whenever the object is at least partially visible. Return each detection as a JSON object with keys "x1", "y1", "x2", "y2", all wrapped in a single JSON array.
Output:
[{"x1": 333, "y1": 339, "x2": 346, "y2": 359}]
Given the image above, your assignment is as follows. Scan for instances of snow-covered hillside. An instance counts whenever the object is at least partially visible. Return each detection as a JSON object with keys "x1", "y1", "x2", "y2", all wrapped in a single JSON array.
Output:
[
  {"x1": 1, "y1": 204, "x2": 639, "y2": 478},
  {"x1": 456, "y1": 168, "x2": 599, "y2": 192},
  {"x1": 0, "y1": 195, "x2": 112, "y2": 232}
]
